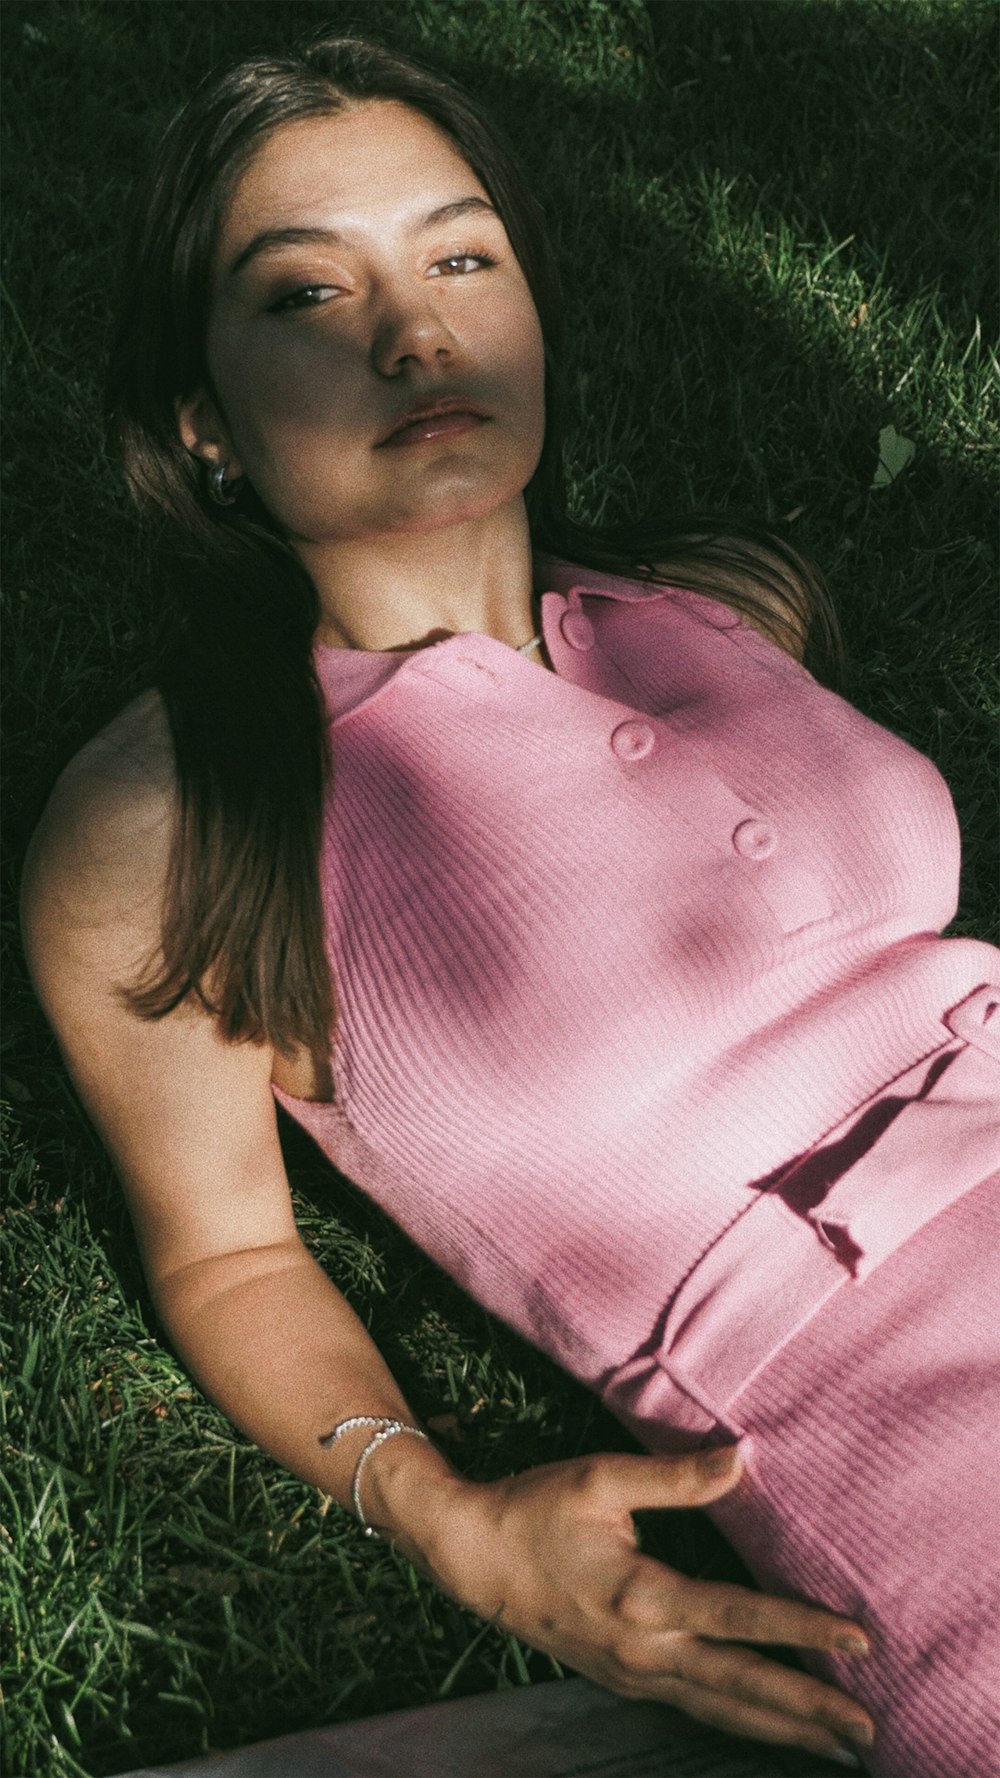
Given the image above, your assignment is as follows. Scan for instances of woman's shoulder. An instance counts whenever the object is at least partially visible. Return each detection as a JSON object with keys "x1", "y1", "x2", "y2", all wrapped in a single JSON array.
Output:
[
  {"x1": 57, "y1": 687, "x2": 174, "y2": 804},
  {"x1": 23, "y1": 689, "x2": 177, "y2": 939}
]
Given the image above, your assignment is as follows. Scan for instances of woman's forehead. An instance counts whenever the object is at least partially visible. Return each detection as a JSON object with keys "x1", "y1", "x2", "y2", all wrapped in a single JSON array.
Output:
[{"x1": 219, "y1": 102, "x2": 489, "y2": 262}]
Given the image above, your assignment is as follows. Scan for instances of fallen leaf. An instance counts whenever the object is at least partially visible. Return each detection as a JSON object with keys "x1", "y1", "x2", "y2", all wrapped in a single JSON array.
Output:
[{"x1": 872, "y1": 424, "x2": 916, "y2": 489}]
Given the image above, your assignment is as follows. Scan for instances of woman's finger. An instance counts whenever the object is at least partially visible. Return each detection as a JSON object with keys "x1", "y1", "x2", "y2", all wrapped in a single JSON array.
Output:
[
  {"x1": 637, "y1": 1671, "x2": 871, "y2": 1766},
  {"x1": 664, "y1": 1569, "x2": 871, "y2": 1656},
  {"x1": 585, "y1": 1445, "x2": 747, "y2": 1514},
  {"x1": 650, "y1": 1636, "x2": 875, "y2": 1748}
]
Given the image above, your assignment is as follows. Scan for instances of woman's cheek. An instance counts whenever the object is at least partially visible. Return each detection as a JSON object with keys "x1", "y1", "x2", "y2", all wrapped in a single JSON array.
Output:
[
  {"x1": 252, "y1": 430, "x2": 365, "y2": 539},
  {"x1": 220, "y1": 352, "x2": 370, "y2": 527},
  {"x1": 240, "y1": 333, "x2": 362, "y2": 430},
  {"x1": 503, "y1": 307, "x2": 546, "y2": 447}
]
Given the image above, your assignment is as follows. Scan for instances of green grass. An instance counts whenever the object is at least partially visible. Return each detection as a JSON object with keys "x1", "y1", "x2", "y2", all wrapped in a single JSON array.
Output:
[{"x1": 2, "y1": 0, "x2": 997, "y2": 1772}]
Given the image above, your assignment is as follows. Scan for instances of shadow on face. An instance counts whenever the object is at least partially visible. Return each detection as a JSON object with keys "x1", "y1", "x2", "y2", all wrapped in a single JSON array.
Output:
[{"x1": 177, "y1": 101, "x2": 547, "y2": 547}]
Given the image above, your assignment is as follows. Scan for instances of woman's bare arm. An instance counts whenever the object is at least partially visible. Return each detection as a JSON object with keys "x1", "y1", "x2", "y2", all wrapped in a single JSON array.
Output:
[
  {"x1": 19, "y1": 697, "x2": 460, "y2": 1506},
  {"x1": 20, "y1": 699, "x2": 874, "y2": 1765}
]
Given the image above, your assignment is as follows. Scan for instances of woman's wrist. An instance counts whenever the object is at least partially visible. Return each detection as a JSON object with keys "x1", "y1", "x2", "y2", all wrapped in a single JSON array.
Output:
[
  {"x1": 317, "y1": 1412, "x2": 504, "y2": 1609},
  {"x1": 357, "y1": 1422, "x2": 473, "y2": 1555}
]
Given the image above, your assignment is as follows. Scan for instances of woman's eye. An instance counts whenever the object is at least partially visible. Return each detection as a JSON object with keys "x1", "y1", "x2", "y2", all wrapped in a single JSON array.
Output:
[
  {"x1": 428, "y1": 252, "x2": 497, "y2": 277},
  {"x1": 268, "y1": 286, "x2": 339, "y2": 314}
]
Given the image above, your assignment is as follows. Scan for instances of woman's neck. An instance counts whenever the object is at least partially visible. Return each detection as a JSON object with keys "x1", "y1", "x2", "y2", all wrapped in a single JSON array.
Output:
[{"x1": 300, "y1": 497, "x2": 539, "y2": 655}]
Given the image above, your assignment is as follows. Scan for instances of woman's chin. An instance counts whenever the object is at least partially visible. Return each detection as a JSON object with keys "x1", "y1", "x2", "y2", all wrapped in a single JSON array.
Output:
[{"x1": 360, "y1": 480, "x2": 525, "y2": 542}]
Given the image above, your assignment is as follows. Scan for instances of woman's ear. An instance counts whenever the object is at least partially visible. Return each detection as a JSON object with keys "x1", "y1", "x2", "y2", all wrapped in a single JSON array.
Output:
[{"x1": 175, "y1": 389, "x2": 244, "y2": 479}]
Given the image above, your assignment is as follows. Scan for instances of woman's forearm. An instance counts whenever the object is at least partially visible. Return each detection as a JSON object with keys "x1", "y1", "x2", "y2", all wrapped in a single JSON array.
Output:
[
  {"x1": 151, "y1": 1236, "x2": 877, "y2": 1760},
  {"x1": 152, "y1": 1238, "x2": 467, "y2": 1552}
]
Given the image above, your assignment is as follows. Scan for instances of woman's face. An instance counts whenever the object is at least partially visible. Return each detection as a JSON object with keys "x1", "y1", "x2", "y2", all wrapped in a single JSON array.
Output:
[{"x1": 181, "y1": 101, "x2": 546, "y2": 544}]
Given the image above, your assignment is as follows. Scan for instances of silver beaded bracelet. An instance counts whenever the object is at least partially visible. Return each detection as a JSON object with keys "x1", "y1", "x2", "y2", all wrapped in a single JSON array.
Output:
[{"x1": 319, "y1": 1414, "x2": 431, "y2": 1539}]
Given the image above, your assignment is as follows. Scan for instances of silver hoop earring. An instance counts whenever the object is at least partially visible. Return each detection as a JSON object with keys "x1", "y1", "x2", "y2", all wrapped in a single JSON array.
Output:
[{"x1": 208, "y1": 462, "x2": 239, "y2": 507}]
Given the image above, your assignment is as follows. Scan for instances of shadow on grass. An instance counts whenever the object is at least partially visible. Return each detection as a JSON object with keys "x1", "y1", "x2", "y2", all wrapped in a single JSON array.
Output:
[
  {"x1": 5, "y1": 0, "x2": 994, "y2": 935},
  {"x1": 4, "y1": 0, "x2": 995, "y2": 1515},
  {"x1": 2, "y1": 1, "x2": 996, "y2": 1769},
  {"x1": 644, "y1": 0, "x2": 997, "y2": 337}
]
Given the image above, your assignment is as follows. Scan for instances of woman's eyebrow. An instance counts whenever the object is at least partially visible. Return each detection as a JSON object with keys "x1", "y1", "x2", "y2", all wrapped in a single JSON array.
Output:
[{"x1": 228, "y1": 196, "x2": 499, "y2": 280}]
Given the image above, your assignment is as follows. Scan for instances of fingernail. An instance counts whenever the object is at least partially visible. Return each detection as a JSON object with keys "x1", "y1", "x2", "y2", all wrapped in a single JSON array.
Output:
[
  {"x1": 828, "y1": 1750, "x2": 863, "y2": 1770},
  {"x1": 701, "y1": 1445, "x2": 741, "y2": 1476},
  {"x1": 835, "y1": 1633, "x2": 871, "y2": 1656},
  {"x1": 844, "y1": 1719, "x2": 875, "y2": 1749}
]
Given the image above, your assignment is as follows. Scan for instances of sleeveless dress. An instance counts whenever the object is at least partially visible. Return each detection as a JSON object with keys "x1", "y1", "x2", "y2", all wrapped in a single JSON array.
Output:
[{"x1": 274, "y1": 558, "x2": 1000, "y2": 1777}]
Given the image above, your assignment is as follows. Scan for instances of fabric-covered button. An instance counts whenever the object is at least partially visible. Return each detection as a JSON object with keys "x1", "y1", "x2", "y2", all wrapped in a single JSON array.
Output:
[
  {"x1": 611, "y1": 720, "x2": 655, "y2": 762},
  {"x1": 732, "y1": 818, "x2": 777, "y2": 860},
  {"x1": 560, "y1": 610, "x2": 595, "y2": 650}
]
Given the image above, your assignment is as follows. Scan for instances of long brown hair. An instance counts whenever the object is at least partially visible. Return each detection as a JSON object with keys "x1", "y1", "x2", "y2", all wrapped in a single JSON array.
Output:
[{"x1": 107, "y1": 32, "x2": 839, "y2": 1058}]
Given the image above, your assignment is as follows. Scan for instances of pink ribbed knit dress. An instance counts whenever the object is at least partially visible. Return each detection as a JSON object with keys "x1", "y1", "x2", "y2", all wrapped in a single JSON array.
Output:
[{"x1": 274, "y1": 558, "x2": 1000, "y2": 1777}]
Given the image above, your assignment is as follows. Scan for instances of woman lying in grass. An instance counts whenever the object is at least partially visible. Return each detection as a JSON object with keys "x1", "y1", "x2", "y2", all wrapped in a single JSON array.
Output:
[{"x1": 22, "y1": 34, "x2": 999, "y2": 1778}]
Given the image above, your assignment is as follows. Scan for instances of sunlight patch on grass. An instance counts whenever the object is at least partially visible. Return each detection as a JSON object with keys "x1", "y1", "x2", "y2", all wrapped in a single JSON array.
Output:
[{"x1": 2, "y1": 1, "x2": 996, "y2": 1771}]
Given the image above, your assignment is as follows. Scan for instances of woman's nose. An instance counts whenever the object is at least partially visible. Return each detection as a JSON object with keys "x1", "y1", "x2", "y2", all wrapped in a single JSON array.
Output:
[{"x1": 369, "y1": 293, "x2": 456, "y2": 377}]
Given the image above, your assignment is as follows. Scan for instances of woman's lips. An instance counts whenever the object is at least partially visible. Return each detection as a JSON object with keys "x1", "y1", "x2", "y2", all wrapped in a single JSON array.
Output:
[{"x1": 379, "y1": 410, "x2": 488, "y2": 448}]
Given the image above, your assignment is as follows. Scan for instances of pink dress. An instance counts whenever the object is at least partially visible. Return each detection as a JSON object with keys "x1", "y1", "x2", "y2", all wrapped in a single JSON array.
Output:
[{"x1": 275, "y1": 557, "x2": 1000, "y2": 1776}]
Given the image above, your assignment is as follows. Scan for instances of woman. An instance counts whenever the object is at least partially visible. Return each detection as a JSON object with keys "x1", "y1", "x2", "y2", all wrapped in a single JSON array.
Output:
[{"x1": 21, "y1": 34, "x2": 998, "y2": 1777}]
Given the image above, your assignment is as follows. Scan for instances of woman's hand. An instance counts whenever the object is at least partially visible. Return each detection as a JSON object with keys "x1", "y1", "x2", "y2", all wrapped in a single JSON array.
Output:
[{"x1": 417, "y1": 1446, "x2": 875, "y2": 1766}]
